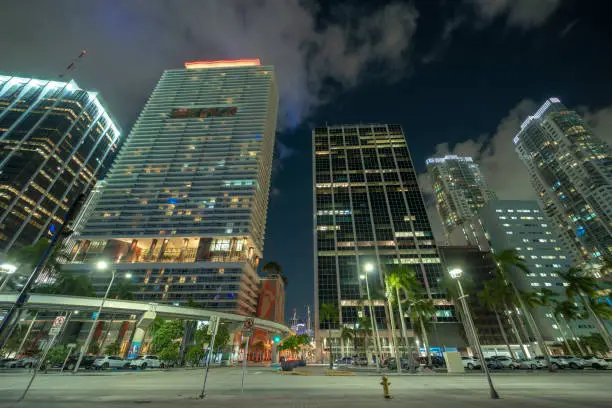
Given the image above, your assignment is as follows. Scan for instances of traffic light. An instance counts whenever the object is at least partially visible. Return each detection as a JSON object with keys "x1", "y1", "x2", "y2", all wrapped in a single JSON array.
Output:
[{"x1": 272, "y1": 334, "x2": 282, "y2": 344}]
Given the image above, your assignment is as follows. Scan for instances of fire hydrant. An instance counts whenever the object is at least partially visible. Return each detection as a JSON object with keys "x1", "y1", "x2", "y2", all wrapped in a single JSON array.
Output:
[{"x1": 380, "y1": 375, "x2": 392, "y2": 399}]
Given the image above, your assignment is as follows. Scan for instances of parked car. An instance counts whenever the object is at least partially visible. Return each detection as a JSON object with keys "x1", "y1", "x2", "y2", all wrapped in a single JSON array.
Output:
[
  {"x1": 431, "y1": 355, "x2": 446, "y2": 368},
  {"x1": 63, "y1": 355, "x2": 97, "y2": 370},
  {"x1": 386, "y1": 358, "x2": 410, "y2": 370},
  {"x1": 353, "y1": 356, "x2": 368, "y2": 366},
  {"x1": 7, "y1": 356, "x2": 40, "y2": 369},
  {"x1": 93, "y1": 355, "x2": 129, "y2": 370},
  {"x1": 461, "y1": 356, "x2": 481, "y2": 370},
  {"x1": 484, "y1": 358, "x2": 504, "y2": 369},
  {"x1": 510, "y1": 358, "x2": 544, "y2": 370},
  {"x1": 335, "y1": 356, "x2": 354, "y2": 365},
  {"x1": 0, "y1": 358, "x2": 17, "y2": 368},
  {"x1": 130, "y1": 355, "x2": 163, "y2": 369},
  {"x1": 534, "y1": 356, "x2": 567, "y2": 369},
  {"x1": 559, "y1": 355, "x2": 585, "y2": 369},
  {"x1": 491, "y1": 356, "x2": 515, "y2": 368},
  {"x1": 581, "y1": 355, "x2": 608, "y2": 370}
]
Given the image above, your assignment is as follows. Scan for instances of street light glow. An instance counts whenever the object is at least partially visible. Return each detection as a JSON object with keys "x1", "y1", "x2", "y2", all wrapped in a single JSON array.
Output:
[
  {"x1": 96, "y1": 260, "x2": 108, "y2": 271},
  {"x1": 125, "y1": 273, "x2": 132, "y2": 278},
  {"x1": 359, "y1": 274, "x2": 366, "y2": 280},
  {"x1": 449, "y1": 268, "x2": 463, "y2": 279},
  {"x1": 365, "y1": 263, "x2": 374, "y2": 272},
  {"x1": 0, "y1": 263, "x2": 17, "y2": 274}
]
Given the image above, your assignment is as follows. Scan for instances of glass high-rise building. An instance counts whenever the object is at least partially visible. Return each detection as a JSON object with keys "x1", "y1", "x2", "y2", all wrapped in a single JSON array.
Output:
[
  {"x1": 426, "y1": 155, "x2": 495, "y2": 248},
  {"x1": 313, "y1": 124, "x2": 460, "y2": 357},
  {"x1": 0, "y1": 75, "x2": 120, "y2": 252},
  {"x1": 479, "y1": 200, "x2": 595, "y2": 344},
  {"x1": 514, "y1": 98, "x2": 612, "y2": 262},
  {"x1": 67, "y1": 59, "x2": 278, "y2": 315}
]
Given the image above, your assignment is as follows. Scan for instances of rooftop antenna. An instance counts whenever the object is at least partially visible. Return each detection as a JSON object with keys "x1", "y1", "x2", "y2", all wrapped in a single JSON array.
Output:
[{"x1": 59, "y1": 50, "x2": 87, "y2": 78}]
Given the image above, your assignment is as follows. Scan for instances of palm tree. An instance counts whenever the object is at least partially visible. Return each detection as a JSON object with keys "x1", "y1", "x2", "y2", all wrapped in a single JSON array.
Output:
[
  {"x1": 409, "y1": 298, "x2": 436, "y2": 367},
  {"x1": 533, "y1": 288, "x2": 576, "y2": 356},
  {"x1": 355, "y1": 316, "x2": 373, "y2": 359},
  {"x1": 478, "y1": 282, "x2": 514, "y2": 358},
  {"x1": 385, "y1": 266, "x2": 418, "y2": 356},
  {"x1": 493, "y1": 249, "x2": 553, "y2": 370},
  {"x1": 552, "y1": 299, "x2": 585, "y2": 355},
  {"x1": 340, "y1": 326, "x2": 354, "y2": 357},
  {"x1": 557, "y1": 267, "x2": 612, "y2": 351},
  {"x1": 262, "y1": 261, "x2": 282, "y2": 275},
  {"x1": 319, "y1": 303, "x2": 339, "y2": 368}
]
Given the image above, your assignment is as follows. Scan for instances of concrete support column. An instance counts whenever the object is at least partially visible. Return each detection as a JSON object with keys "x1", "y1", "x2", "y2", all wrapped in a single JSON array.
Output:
[{"x1": 128, "y1": 311, "x2": 156, "y2": 359}]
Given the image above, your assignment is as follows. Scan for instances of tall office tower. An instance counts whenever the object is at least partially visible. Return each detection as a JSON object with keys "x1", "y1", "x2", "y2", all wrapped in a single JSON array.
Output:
[
  {"x1": 514, "y1": 98, "x2": 612, "y2": 262},
  {"x1": 313, "y1": 124, "x2": 460, "y2": 357},
  {"x1": 426, "y1": 155, "x2": 495, "y2": 249},
  {"x1": 438, "y1": 246, "x2": 512, "y2": 350},
  {"x1": 67, "y1": 59, "x2": 278, "y2": 315},
  {"x1": 480, "y1": 200, "x2": 595, "y2": 344},
  {"x1": 0, "y1": 75, "x2": 120, "y2": 252}
]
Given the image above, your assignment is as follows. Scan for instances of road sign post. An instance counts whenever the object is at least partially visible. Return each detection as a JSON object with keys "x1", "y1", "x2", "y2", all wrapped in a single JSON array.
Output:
[
  {"x1": 199, "y1": 316, "x2": 220, "y2": 399},
  {"x1": 241, "y1": 317, "x2": 255, "y2": 393}
]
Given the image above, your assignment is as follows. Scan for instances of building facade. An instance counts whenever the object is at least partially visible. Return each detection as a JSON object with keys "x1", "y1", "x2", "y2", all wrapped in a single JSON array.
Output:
[
  {"x1": 0, "y1": 75, "x2": 120, "y2": 252},
  {"x1": 313, "y1": 124, "x2": 460, "y2": 356},
  {"x1": 67, "y1": 59, "x2": 278, "y2": 315},
  {"x1": 426, "y1": 155, "x2": 495, "y2": 249},
  {"x1": 256, "y1": 275, "x2": 285, "y2": 325},
  {"x1": 479, "y1": 200, "x2": 595, "y2": 343},
  {"x1": 514, "y1": 98, "x2": 612, "y2": 262}
]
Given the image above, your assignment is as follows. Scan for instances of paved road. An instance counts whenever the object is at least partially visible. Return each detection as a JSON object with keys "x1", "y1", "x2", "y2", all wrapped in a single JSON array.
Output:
[{"x1": 0, "y1": 367, "x2": 609, "y2": 407}]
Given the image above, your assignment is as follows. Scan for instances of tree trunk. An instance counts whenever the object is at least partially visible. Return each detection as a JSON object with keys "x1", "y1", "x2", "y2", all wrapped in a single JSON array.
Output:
[
  {"x1": 561, "y1": 315, "x2": 586, "y2": 355},
  {"x1": 552, "y1": 315, "x2": 574, "y2": 355},
  {"x1": 395, "y1": 288, "x2": 409, "y2": 354},
  {"x1": 581, "y1": 294, "x2": 612, "y2": 351},
  {"x1": 419, "y1": 317, "x2": 432, "y2": 367},
  {"x1": 504, "y1": 302, "x2": 528, "y2": 359},
  {"x1": 328, "y1": 330, "x2": 333, "y2": 369},
  {"x1": 493, "y1": 307, "x2": 513, "y2": 358}
]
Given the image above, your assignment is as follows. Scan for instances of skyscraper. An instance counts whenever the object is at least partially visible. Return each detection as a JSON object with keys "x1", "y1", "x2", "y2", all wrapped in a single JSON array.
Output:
[
  {"x1": 0, "y1": 75, "x2": 120, "y2": 251},
  {"x1": 67, "y1": 59, "x2": 278, "y2": 315},
  {"x1": 426, "y1": 155, "x2": 495, "y2": 248},
  {"x1": 313, "y1": 124, "x2": 461, "y2": 357},
  {"x1": 514, "y1": 98, "x2": 612, "y2": 262},
  {"x1": 479, "y1": 200, "x2": 595, "y2": 344}
]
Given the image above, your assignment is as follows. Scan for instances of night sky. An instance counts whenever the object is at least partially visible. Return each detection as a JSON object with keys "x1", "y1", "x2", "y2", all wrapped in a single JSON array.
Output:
[{"x1": 2, "y1": 0, "x2": 612, "y2": 320}]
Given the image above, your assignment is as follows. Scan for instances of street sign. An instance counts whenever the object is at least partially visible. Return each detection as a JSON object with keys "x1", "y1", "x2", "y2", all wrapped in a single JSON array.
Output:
[
  {"x1": 243, "y1": 328, "x2": 254, "y2": 338},
  {"x1": 243, "y1": 317, "x2": 254, "y2": 330},
  {"x1": 48, "y1": 316, "x2": 65, "y2": 336}
]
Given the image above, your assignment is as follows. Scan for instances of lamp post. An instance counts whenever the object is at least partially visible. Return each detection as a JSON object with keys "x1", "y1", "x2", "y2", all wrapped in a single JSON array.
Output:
[
  {"x1": 73, "y1": 261, "x2": 116, "y2": 373},
  {"x1": 0, "y1": 263, "x2": 17, "y2": 292},
  {"x1": 360, "y1": 264, "x2": 382, "y2": 372},
  {"x1": 449, "y1": 268, "x2": 499, "y2": 399}
]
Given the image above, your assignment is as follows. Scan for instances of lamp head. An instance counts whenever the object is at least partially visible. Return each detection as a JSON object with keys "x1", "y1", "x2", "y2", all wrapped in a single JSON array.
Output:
[
  {"x1": 125, "y1": 273, "x2": 132, "y2": 279},
  {"x1": 365, "y1": 263, "x2": 374, "y2": 272},
  {"x1": 359, "y1": 274, "x2": 366, "y2": 280},
  {"x1": 448, "y1": 268, "x2": 463, "y2": 279},
  {"x1": 96, "y1": 260, "x2": 108, "y2": 271},
  {"x1": 0, "y1": 263, "x2": 17, "y2": 274}
]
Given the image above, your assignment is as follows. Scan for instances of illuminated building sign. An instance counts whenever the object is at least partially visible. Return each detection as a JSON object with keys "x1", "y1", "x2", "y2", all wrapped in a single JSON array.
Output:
[
  {"x1": 184, "y1": 59, "x2": 261, "y2": 69},
  {"x1": 170, "y1": 106, "x2": 237, "y2": 119}
]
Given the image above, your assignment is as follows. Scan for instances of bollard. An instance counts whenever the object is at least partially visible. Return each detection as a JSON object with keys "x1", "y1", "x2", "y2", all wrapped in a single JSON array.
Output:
[{"x1": 380, "y1": 376, "x2": 392, "y2": 399}]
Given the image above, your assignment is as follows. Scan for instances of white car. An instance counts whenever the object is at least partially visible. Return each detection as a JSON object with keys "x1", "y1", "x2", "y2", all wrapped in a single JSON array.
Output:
[
  {"x1": 559, "y1": 355, "x2": 585, "y2": 369},
  {"x1": 130, "y1": 355, "x2": 163, "y2": 369},
  {"x1": 93, "y1": 355, "x2": 129, "y2": 370},
  {"x1": 461, "y1": 356, "x2": 481, "y2": 370},
  {"x1": 534, "y1": 356, "x2": 567, "y2": 369},
  {"x1": 510, "y1": 358, "x2": 544, "y2": 370},
  {"x1": 581, "y1": 355, "x2": 608, "y2": 370},
  {"x1": 491, "y1": 356, "x2": 515, "y2": 368}
]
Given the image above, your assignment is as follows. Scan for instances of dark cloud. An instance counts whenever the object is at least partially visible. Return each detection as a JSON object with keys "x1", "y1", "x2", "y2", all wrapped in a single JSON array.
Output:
[
  {"x1": 467, "y1": 0, "x2": 562, "y2": 28},
  {"x1": 0, "y1": 0, "x2": 418, "y2": 129}
]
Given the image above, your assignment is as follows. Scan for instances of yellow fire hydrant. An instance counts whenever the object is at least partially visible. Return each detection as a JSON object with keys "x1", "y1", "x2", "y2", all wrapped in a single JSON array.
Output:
[{"x1": 380, "y1": 376, "x2": 392, "y2": 399}]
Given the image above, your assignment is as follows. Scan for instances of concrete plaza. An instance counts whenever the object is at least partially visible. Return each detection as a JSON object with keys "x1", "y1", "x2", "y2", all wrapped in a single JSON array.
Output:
[{"x1": 0, "y1": 367, "x2": 610, "y2": 407}]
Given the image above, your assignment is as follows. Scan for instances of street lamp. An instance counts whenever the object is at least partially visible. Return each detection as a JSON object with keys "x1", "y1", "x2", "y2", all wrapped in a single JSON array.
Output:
[
  {"x1": 360, "y1": 267, "x2": 383, "y2": 372},
  {"x1": 0, "y1": 263, "x2": 17, "y2": 292},
  {"x1": 449, "y1": 268, "x2": 499, "y2": 399},
  {"x1": 73, "y1": 260, "x2": 117, "y2": 373}
]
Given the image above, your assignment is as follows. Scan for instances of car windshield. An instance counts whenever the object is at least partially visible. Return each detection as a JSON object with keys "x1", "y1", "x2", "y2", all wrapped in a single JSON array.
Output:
[{"x1": 135, "y1": 356, "x2": 144, "y2": 360}]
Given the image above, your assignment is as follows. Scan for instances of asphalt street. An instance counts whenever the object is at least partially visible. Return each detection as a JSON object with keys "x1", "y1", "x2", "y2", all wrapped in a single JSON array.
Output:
[{"x1": 0, "y1": 367, "x2": 610, "y2": 407}]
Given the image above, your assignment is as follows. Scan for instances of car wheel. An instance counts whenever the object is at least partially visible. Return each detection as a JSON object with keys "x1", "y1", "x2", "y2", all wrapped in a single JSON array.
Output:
[
  {"x1": 570, "y1": 363, "x2": 577, "y2": 369},
  {"x1": 509, "y1": 365, "x2": 516, "y2": 370},
  {"x1": 552, "y1": 363, "x2": 559, "y2": 370},
  {"x1": 467, "y1": 363, "x2": 474, "y2": 370},
  {"x1": 593, "y1": 364, "x2": 603, "y2": 370},
  {"x1": 141, "y1": 363, "x2": 147, "y2": 370},
  {"x1": 102, "y1": 363, "x2": 109, "y2": 369},
  {"x1": 67, "y1": 363, "x2": 75, "y2": 370},
  {"x1": 530, "y1": 364, "x2": 536, "y2": 370},
  {"x1": 25, "y1": 363, "x2": 32, "y2": 369},
  {"x1": 160, "y1": 363, "x2": 165, "y2": 369}
]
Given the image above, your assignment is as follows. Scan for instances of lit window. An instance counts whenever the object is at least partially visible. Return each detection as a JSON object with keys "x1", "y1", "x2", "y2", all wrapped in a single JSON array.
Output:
[
  {"x1": 545, "y1": 282, "x2": 552, "y2": 287},
  {"x1": 541, "y1": 224, "x2": 548, "y2": 227},
  {"x1": 530, "y1": 282, "x2": 540, "y2": 286}
]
